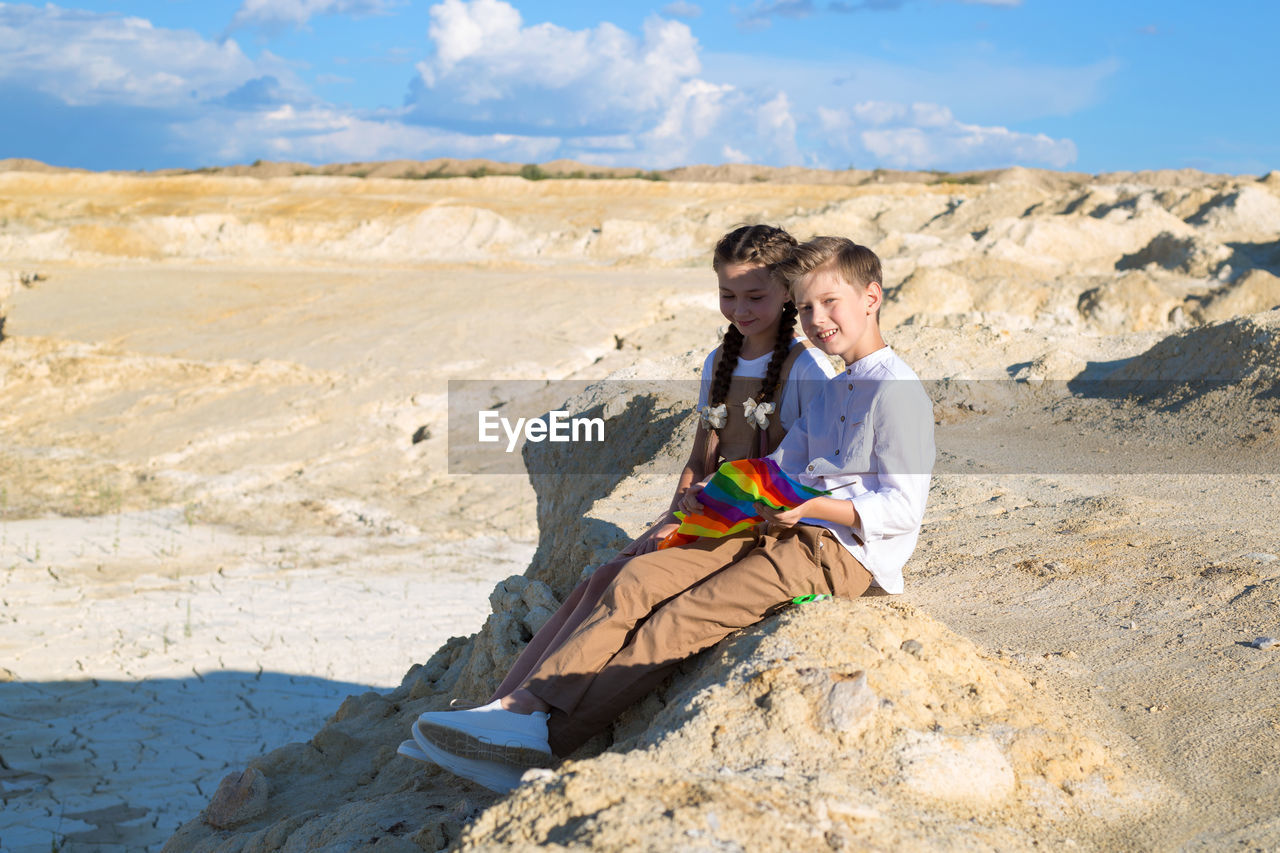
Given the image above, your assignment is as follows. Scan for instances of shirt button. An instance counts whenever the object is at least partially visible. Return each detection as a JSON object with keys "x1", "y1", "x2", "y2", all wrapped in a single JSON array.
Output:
[
  {"x1": 840, "y1": 415, "x2": 845, "y2": 421},
  {"x1": 847, "y1": 383, "x2": 853, "y2": 390},
  {"x1": 807, "y1": 464, "x2": 815, "y2": 472}
]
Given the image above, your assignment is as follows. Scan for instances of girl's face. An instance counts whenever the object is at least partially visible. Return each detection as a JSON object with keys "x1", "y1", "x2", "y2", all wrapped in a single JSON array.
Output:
[{"x1": 717, "y1": 262, "x2": 788, "y2": 345}]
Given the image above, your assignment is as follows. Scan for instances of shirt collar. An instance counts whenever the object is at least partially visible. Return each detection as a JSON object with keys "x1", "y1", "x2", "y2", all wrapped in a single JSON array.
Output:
[{"x1": 845, "y1": 345, "x2": 893, "y2": 377}]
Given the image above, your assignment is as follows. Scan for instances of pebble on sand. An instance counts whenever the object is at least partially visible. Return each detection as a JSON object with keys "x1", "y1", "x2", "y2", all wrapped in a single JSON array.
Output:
[{"x1": 1251, "y1": 637, "x2": 1277, "y2": 650}]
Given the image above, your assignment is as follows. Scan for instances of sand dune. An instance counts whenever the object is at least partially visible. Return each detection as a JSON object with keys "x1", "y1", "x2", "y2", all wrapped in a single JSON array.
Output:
[
  {"x1": 1, "y1": 161, "x2": 1278, "y2": 851},
  {"x1": 4, "y1": 163, "x2": 1275, "y2": 333}
]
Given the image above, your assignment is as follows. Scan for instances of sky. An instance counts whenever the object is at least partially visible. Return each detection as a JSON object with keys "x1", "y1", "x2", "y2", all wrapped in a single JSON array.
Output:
[{"x1": 0, "y1": 0, "x2": 1276, "y2": 174}]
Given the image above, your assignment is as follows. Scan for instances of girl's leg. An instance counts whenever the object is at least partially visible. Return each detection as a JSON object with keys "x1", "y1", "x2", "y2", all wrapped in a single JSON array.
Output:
[
  {"x1": 488, "y1": 554, "x2": 632, "y2": 701},
  {"x1": 488, "y1": 578, "x2": 589, "y2": 701},
  {"x1": 521, "y1": 554, "x2": 631, "y2": 677},
  {"x1": 522, "y1": 533, "x2": 756, "y2": 717}
]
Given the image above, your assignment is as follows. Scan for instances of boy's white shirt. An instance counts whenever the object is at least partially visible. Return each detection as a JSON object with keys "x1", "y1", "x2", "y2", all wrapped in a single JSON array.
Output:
[
  {"x1": 697, "y1": 339, "x2": 838, "y2": 431},
  {"x1": 767, "y1": 346, "x2": 935, "y2": 594}
]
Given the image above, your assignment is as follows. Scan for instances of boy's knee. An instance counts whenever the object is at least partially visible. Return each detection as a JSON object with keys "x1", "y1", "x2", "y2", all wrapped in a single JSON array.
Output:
[
  {"x1": 585, "y1": 558, "x2": 627, "y2": 596},
  {"x1": 598, "y1": 564, "x2": 647, "y2": 613}
]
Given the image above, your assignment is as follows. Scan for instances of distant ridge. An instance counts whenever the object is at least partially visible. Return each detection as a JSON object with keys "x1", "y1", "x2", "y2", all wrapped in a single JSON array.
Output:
[
  {"x1": 0, "y1": 157, "x2": 91, "y2": 174},
  {"x1": 1, "y1": 156, "x2": 1253, "y2": 188}
]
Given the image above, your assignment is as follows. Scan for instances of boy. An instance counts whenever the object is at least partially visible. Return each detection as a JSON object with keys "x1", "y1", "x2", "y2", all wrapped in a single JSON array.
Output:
[{"x1": 410, "y1": 236, "x2": 936, "y2": 790}]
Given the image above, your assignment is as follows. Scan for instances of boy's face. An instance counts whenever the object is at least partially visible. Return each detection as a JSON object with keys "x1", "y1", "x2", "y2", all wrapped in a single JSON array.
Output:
[{"x1": 792, "y1": 265, "x2": 883, "y2": 363}]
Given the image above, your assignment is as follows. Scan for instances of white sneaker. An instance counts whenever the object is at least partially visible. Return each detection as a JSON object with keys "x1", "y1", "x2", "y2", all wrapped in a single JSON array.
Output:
[
  {"x1": 417, "y1": 699, "x2": 552, "y2": 767},
  {"x1": 409, "y1": 721, "x2": 526, "y2": 793},
  {"x1": 396, "y1": 739, "x2": 429, "y2": 762}
]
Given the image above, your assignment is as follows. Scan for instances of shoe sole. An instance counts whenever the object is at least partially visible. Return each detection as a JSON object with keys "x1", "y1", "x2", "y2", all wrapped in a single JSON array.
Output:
[
  {"x1": 397, "y1": 739, "x2": 429, "y2": 762},
  {"x1": 415, "y1": 719, "x2": 553, "y2": 768},
  {"x1": 410, "y1": 723, "x2": 523, "y2": 793}
]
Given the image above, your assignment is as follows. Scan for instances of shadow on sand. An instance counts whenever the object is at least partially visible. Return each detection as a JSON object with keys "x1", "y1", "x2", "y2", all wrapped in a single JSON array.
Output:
[{"x1": 0, "y1": 670, "x2": 382, "y2": 852}]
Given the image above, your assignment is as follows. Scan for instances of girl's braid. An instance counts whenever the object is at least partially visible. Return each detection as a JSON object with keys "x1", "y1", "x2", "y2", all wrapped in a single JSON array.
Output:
[
  {"x1": 757, "y1": 301, "x2": 797, "y2": 406},
  {"x1": 708, "y1": 324, "x2": 744, "y2": 407}
]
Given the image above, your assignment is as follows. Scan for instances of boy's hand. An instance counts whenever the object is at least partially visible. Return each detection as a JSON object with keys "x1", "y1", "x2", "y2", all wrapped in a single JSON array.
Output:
[
  {"x1": 755, "y1": 499, "x2": 811, "y2": 530},
  {"x1": 760, "y1": 496, "x2": 859, "y2": 529}
]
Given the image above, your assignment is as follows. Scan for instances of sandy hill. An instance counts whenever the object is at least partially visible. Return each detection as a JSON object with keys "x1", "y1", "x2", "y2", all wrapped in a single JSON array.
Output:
[{"x1": 0, "y1": 161, "x2": 1277, "y2": 850}]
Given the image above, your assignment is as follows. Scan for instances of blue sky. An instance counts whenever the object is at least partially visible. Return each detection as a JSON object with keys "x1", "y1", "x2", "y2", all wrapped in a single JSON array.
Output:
[{"x1": 1, "y1": 0, "x2": 1275, "y2": 174}]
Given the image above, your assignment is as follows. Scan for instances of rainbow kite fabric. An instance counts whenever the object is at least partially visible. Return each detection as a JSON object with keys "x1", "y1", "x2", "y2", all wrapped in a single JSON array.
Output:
[{"x1": 658, "y1": 457, "x2": 830, "y2": 550}]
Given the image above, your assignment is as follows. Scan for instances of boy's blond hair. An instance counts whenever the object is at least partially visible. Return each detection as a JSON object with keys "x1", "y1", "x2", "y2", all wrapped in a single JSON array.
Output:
[{"x1": 773, "y1": 235, "x2": 882, "y2": 292}]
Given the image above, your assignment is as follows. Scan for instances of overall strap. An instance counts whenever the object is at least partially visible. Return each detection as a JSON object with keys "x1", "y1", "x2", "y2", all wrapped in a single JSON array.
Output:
[{"x1": 757, "y1": 338, "x2": 813, "y2": 456}]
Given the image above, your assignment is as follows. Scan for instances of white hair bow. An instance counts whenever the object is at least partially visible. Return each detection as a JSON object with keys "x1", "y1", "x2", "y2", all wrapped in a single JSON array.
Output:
[
  {"x1": 698, "y1": 403, "x2": 728, "y2": 429},
  {"x1": 743, "y1": 397, "x2": 774, "y2": 429}
]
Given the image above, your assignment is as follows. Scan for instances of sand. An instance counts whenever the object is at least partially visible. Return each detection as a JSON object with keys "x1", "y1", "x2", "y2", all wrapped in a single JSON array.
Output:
[{"x1": 0, "y1": 161, "x2": 1278, "y2": 851}]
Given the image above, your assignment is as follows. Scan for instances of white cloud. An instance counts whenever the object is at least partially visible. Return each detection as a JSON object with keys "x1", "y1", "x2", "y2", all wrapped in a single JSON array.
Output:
[
  {"x1": 824, "y1": 101, "x2": 1077, "y2": 170},
  {"x1": 228, "y1": 0, "x2": 392, "y2": 31},
  {"x1": 171, "y1": 104, "x2": 560, "y2": 163},
  {"x1": 625, "y1": 79, "x2": 736, "y2": 166},
  {"x1": 745, "y1": 0, "x2": 1020, "y2": 27},
  {"x1": 735, "y1": 0, "x2": 816, "y2": 30},
  {"x1": 739, "y1": 1, "x2": 815, "y2": 22},
  {"x1": 0, "y1": 4, "x2": 275, "y2": 107},
  {"x1": 756, "y1": 92, "x2": 801, "y2": 164},
  {"x1": 0, "y1": 1, "x2": 1080, "y2": 172},
  {"x1": 411, "y1": 0, "x2": 702, "y2": 134},
  {"x1": 828, "y1": 0, "x2": 1020, "y2": 11},
  {"x1": 646, "y1": 80, "x2": 732, "y2": 145},
  {"x1": 406, "y1": 0, "x2": 814, "y2": 169},
  {"x1": 703, "y1": 50, "x2": 1118, "y2": 125},
  {"x1": 662, "y1": 1, "x2": 703, "y2": 19}
]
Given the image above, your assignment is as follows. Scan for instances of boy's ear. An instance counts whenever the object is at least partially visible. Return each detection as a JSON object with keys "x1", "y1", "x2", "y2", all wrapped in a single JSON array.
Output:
[{"x1": 865, "y1": 280, "x2": 883, "y2": 315}]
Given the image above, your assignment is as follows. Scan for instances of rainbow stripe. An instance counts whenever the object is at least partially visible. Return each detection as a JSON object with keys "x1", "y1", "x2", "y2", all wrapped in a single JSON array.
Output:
[{"x1": 658, "y1": 457, "x2": 829, "y2": 549}]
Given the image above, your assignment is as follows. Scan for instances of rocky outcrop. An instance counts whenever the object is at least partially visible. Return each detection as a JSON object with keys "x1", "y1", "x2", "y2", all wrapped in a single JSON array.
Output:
[
  {"x1": 161, "y1": 375, "x2": 699, "y2": 852},
  {"x1": 164, "y1": 367, "x2": 1167, "y2": 851},
  {"x1": 458, "y1": 599, "x2": 1163, "y2": 851},
  {"x1": 1200, "y1": 269, "x2": 1280, "y2": 322}
]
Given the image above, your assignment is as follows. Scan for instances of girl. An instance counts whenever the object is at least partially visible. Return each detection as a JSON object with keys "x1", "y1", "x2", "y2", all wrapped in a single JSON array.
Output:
[
  {"x1": 484, "y1": 224, "x2": 836, "y2": 703},
  {"x1": 400, "y1": 225, "x2": 835, "y2": 773}
]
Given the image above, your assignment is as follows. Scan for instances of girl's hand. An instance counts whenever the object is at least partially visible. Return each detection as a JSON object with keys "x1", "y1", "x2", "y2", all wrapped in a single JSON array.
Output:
[
  {"x1": 678, "y1": 478, "x2": 710, "y2": 515},
  {"x1": 619, "y1": 533, "x2": 644, "y2": 556},
  {"x1": 620, "y1": 520, "x2": 679, "y2": 556},
  {"x1": 755, "y1": 500, "x2": 810, "y2": 530},
  {"x1": 633, "y1": 522, "x2": 680, "y2": 555}
]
